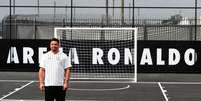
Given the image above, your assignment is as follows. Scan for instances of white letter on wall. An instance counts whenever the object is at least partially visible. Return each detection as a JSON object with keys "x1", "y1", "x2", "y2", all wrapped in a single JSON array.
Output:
[
  {"x1": 169, "y1": 48, "x2": 180, "y2": 65},
  {"x1": 23, "y1": 47, "x2": 34, "y2": 64},
  {"x1": 92, "y1": 48, "x2": 104, "y2": 64},
  {"x1": 108, "y1": 48, "x2": 120, "y2": 65},
  {"x1": 38, "y1": 47, "x2": 47, "y2": 63},
  {"x1": 69, "y1": 48, "x2": 79, "y2": 64},
  {"x1": 157, "y1": 48, "x2": 165, "y2": 65},
  {"x1": 7, "y1": 47, "x2": 19, "y2": 64},
  {"x1": 184, "y1": 48, "x2": 195, "y2": 66},
  {"x1": 124, "y1": 48, "x2": 132, "y2": 65},
  {"x1": 140, "y1": 48, "x2": 153, "y2": 65}
]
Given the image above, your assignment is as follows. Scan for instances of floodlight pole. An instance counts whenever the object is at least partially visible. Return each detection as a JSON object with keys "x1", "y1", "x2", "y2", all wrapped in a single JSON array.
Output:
[
  {"x1": 112, "y1": 0, "x2": 115, "y2": 17},
  {"x1": 65, "y1": 4, "x2": 67, "y2": 18},
  {"x1": 132, "y1": 0, "x2": 135, "y2": 27},
  {"x1": 132, "y1": 0, "x2": 135, "y2": 41},
  {"x1": 195, "y1": 0, "x2": 197, "y2": 40},
  {"x1": 9, "y1": 0, "x2": 12, "y2": 63},
  {"x1": 71, "y1": 0, "x2": 73, "y2": 27},
  {"x1": 9, "y1": 0, "x2": 12, "y2": 39},
  {"x1": 13, "y1": 0, "x2": 15, "y2": 14},
  {"x1": 129, "y1": 3, "x2": 131, "y2": 20},
  {"x1": 37, "y1": 0, "x2": 39, "y2": 16},
  {"x1": 121, "y1": 0, "x2": 124, "y2": 25},
  {"x1": 53, "y1": 0, "x2": 56, "y2": 26},
  {"x1": 106, "y1": 0, "x2": 109, "y2": 26}
]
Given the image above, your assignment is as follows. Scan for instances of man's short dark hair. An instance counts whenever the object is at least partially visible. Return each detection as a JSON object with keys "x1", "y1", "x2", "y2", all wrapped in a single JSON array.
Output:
[{"x1": 50, "y1": 38, "x2": 60, "y2": 44}]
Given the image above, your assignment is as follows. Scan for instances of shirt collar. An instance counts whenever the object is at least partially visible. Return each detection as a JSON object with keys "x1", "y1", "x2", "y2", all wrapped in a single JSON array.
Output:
[{"x1": 50, "y1": 50, "x2": 61, "y2": 55}]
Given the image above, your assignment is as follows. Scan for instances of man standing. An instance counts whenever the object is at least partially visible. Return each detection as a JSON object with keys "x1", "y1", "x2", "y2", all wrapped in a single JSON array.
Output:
[{"x1": 39, "y1": 38, "x2": 71, "y2": 101}]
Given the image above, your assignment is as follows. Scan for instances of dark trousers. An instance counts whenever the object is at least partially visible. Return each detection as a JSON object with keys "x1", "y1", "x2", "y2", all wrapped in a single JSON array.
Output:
[{"x1": 45, "y1": 86, "x2": 66, "y2": 101}]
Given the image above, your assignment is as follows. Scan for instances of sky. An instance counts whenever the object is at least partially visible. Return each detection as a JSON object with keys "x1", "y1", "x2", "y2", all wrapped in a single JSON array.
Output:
[{"x1": 0, "y1": 0, "x2": 199, "y2": 21}]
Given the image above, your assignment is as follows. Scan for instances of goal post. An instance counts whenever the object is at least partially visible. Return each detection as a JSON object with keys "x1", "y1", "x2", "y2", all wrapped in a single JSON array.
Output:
[{"x1": 54, "y1": 27, "x2": 137, "y2": 82}]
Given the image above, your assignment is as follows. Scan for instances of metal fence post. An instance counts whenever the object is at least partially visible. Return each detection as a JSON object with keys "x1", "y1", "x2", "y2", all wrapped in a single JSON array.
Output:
[
  {"x1": 190, "y1": 26, "x2": 193, "y2": 41},
  {"x1": 101, "y1": 15, "x2": 105, "y2": 40},
  {"x1": 195, "y1": 0, "x2": 197, "y2": 40},
  {"x1": 143, "y1": 20, "x2": 148, "y2": 40},
  {"x1": 34, "y1": 17, "x2": 37, "y2": 39},
  {"x1": 144, "y1": 25, "x2": 148, "y2": 40},
  {"x1": 189, "y1": 20, "x2": 193, "y2": 41}
]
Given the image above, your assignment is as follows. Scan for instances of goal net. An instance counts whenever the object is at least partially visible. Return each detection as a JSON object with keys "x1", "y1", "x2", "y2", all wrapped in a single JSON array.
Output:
[{"x1": 54, "y1": 27, "x2": 137, "y2": 82}]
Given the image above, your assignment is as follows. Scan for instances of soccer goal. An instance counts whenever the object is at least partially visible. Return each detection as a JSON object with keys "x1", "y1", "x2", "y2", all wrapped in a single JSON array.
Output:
[{"x1": 54, "y1": 27, "x2": 137, "y2": 82}]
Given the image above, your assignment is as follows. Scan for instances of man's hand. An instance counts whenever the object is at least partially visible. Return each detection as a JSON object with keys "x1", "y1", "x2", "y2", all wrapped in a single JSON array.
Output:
[
  {"x1": 39, "y1": 82, "x2": 45, "y2": 91},
  {"x1": 38, "y1": 68, "x2": 45, "y2": 92},
  {"x1": 64, "y1": 68, "x2": 70, "y2": 91},
  {"x1": 63, "y1": 82, "x2": 69, "y2": 91}
]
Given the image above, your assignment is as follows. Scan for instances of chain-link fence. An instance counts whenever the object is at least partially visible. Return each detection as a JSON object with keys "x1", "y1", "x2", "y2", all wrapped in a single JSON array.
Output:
[{"x1": 0, "y1": 0, "x2": 201, "y2": 40}]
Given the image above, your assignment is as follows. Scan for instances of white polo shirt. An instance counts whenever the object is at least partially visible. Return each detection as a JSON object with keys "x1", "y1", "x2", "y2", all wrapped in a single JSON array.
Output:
[{"x1": 40, "y1": 51, "x2": 71, "y2": 86}]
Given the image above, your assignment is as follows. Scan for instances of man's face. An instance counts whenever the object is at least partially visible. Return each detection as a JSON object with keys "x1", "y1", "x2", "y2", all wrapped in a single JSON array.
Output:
[{"x1": 50, "y1": 41, "x2": 60, "y2": 52}]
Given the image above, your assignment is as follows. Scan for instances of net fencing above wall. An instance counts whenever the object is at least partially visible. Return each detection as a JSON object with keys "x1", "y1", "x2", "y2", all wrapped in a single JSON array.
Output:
[{"x1": 1, "y1": 15, "x2": 200, "y2": 40}]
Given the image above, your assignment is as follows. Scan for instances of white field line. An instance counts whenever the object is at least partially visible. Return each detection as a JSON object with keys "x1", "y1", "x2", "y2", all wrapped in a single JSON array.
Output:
[
  {"x1": 1, "y1": 80, "x2": 201, "y2": 85},
  {"x1": 0, "y1": 80, "x2": 35, "y2": 82},
  {"x1": 2, "y1": 99, "x2": 96, "y2": 101},
  {"x1": 69, "y1": 85, "x2": 130, "y2": 91},
  {"x1": 158, "y1": 82, "x2": 169, "y2": 101},
  {"x1": 0, "y1": 81, "x2": 34, "y2": 100}
]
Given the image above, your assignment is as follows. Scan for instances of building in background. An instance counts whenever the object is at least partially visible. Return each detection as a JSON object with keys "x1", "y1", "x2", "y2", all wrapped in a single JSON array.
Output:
[{"x1": 179, "y1": 17, "x2": 190, "y2": 25}]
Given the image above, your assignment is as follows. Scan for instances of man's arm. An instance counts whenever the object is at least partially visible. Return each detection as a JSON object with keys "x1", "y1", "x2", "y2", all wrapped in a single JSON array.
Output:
[
  {"x1": 38, "y1": 67, "x2": 45, "y2": 91},
  {"x1": 63, "y1": 68, "x2": 70, "y2": 90}
]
